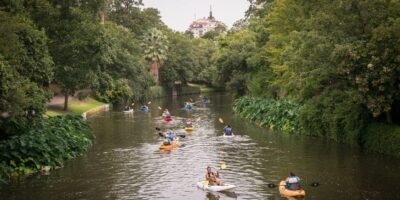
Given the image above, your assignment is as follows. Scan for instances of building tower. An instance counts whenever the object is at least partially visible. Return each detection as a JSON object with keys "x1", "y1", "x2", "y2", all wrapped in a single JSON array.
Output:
[{"x1": 208, "y1": 5, "x2": 215, "y2": 20}]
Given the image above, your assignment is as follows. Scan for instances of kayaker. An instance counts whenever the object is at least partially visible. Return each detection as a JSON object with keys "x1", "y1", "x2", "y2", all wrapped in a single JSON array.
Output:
[
  {"x1": 185, "y1": 102, "x2": 192, "y2": 109},
  {"x1": 163, "y1": 109, "x2": 171, "y2": 118},
  {"x1": 202, "y1": 96, "x2": 208, "y2": 104},
  {"x1": 224, "y1": 125, "x2": 232, "y2": 136},
  {"x1": 186, "y1": 119, "x2": 193, "y2": 128},
  {"x1": 205, "y1": 166, "x2": 224, "y2": 186},
  {"x1": 285, "y1": 172, "x2": 301, "y2": 190},
  {"x1": 164, "y1": 131, "x2": 174, "y2": 145},
  {"x1": 140, "y1": 105, "x2": 149, "y2": 112}
]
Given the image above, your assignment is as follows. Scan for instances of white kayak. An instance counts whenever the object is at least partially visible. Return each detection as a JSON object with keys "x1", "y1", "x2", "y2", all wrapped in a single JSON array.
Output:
[
  {"x1": 197, "y1": 181, "x2": 236, "y2": 192},
  {"x1": 123, "y1": 109, "x2": 133, "y2": 113},
  {"x1": 223, "y1": 133, "x2": 234, "y2": 138}
]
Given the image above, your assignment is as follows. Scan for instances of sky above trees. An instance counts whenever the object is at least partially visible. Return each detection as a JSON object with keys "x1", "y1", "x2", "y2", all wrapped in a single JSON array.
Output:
[{"x1": 143, "y1": 0, "x2": 250, "y2": 31}]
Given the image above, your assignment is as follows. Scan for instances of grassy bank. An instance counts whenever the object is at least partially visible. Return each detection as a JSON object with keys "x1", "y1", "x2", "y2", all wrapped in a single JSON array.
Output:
[
  {"x1": 233, "y1": 96, "x2": 400, "y2": 158},
  {"x1": 46, "y1": 97, "x2": 105, "y2": 116},
  {"x1": 0, "y1": 116, "x2": 93, "y2": 183}
]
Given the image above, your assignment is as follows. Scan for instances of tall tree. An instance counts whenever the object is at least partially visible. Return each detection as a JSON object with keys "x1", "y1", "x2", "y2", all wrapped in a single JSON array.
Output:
[{"x1": 142, "y1": 28, "x2": 168, "y2": 84}]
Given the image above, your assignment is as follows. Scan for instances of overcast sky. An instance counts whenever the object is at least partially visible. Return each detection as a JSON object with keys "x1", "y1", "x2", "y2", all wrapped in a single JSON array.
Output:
[{"x1": 143, "y1": 0, "x2": 250, "y2": 32}]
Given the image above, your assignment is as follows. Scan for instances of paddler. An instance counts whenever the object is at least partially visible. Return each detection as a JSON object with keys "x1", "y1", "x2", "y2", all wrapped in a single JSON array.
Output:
[
  {"x1": 202, "y1": 96, "x2": 208, "y2": 104},
  {"x1": 186, "y1": 119, "x2": 193, "y2": 128},
  {"x1": 223, "y1": 125, "x2": 232, "y2": 136},
  {"x1": 163, "y1": 131, "x2": 174, "y2": 145},
  {"x1": 163, "y1": 109, "x2": 171, "y2": 118},
  {"x1": 285, "y1": 172, "x2": 301, "y2": 190},
  {"x1": 140, "y1": 105, "x2": 149, "y2": 112},
  {"x1": 205, "y1": 166, "x2": 224, "y2": 186}
]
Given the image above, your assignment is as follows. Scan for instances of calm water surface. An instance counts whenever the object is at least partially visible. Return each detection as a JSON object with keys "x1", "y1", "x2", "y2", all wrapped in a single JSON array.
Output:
[{"x1": 1, "y1": 93, "x2": 400, "y2": 200}]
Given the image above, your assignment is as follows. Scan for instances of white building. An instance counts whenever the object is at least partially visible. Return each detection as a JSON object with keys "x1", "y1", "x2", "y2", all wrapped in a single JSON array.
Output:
[{"x1": 188, "y1": 8, "x2": 226, "y2": 38}]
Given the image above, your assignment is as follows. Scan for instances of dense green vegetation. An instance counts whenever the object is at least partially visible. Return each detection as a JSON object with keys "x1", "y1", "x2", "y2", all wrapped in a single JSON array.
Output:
[
  {"x1": 233, "y1": 97, "x2": 301, "y2": 133},
  {"x1": 0, "y1": 116, "x2": 92, "y2": 183},
  {"x1": 220, "y1": 0, "x2": 400, "y2": 156}
]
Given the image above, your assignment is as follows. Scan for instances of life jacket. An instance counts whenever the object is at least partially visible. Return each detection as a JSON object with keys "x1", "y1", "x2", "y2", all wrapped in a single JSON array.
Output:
[
  {"x1": 225, "y1": 127, "x2": 232, "y2": 135},
  {"x1": 286, "y1": 176, "x2": 301, "y2": 190},
  {"x1": 167, "y1": 133, "x2": 174, "y2": 141}
]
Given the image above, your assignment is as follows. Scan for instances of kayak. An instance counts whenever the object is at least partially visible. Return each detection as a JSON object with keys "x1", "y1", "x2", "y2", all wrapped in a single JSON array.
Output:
[
  {"x1": 185, "y1": 127, "x2": 195, "y2": 131},
  {"x1": 279, "y1": 181, "x2": 306, "y2": 197},
  {"x1": 163, "y1": 117, "x2": 173, "y2": 122},
  {"x1": 184, "y1": 105, "x2": 193, "y2": 110},
  {"x1": 223, "y1": 133, "x2": 234, "y2": 137},
  {"x1": 197, "y1": 181, "x2": 236, "y2": 192},
  {"x1": 140, "y1": 108, "x2": 149, "y2": 112},
  {"x1": 159, "y1": 140, "x2": 180, "y2": 151},
  {"x1": 123, "y1": 109, "x2": 133, "y2": 113}
]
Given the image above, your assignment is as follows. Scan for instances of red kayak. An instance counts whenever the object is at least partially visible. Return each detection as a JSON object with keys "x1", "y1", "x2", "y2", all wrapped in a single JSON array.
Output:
[{"x1": 163, "y1": 117, "x2": 173, "y2": 122}]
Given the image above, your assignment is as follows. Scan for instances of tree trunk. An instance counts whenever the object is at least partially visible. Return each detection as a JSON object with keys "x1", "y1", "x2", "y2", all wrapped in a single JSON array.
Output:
[
  {"x1": 64, "y1": 93, "x2": 69, "y2": 111},
  {"x1": 386, "y1": 111, "x2": 392, "y2": 123},
  {"x1": 150, "y1": 61, "x2": 160, "y2": 84}
]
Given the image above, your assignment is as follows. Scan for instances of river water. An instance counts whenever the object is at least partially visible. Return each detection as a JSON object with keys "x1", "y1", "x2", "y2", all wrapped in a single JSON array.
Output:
[{"x1": 1, "y1": 93, "x2": 400, "y2": 200}]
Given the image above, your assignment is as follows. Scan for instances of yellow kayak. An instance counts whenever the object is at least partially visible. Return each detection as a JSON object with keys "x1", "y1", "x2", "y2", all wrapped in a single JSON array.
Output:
[
  {"x1": 279, "y1": 181, "x2": 305, "y2": 197},
  {"x1": 159, "y1": 140, "x2": 180, "y2": 151},
  {"x1": 185, "y1": 127, "x2": 195, "y2": 131}
]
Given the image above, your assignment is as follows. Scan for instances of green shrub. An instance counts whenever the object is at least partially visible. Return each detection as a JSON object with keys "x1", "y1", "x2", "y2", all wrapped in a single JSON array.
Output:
[
  {"x1": 0, "y1": 115, "x2": 93, "y2": 183},
  {"x1": 299, "y1": 89, "x2": 369, "y2": 143},
  {"x1": 233, "y1": 96, "x2": 301, "y2": 133},
  {"x1": 150, "y1": 86, "x2": 168, "y2": 98},
  {"x1": 362, "y1": 123, "x2": 400, "y2": 157}
]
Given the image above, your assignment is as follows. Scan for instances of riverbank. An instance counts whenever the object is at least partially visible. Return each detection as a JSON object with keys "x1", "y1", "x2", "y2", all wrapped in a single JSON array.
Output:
[
  {"x1": 46, "y1": 96, "x2": 106, "y2": 117},
  {"x1": 233, "y1": 96, "x2": 400, "y2": 158}
]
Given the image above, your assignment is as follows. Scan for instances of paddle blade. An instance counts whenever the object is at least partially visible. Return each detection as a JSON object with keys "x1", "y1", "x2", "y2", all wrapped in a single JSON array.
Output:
[
  {"x1": 158, "y1": 106, "x2": 162, "y2": 110},
  {"x1": 220, "y1": 162, "x2": 226, "y2": 169},
  {"x1": 218, "y1": 117, "x2": 224, "y2": 124},
  {"x1": 204, "y1": 180, "x2": 209, "y2": 187},
  {"x1": 267, "y1": 183, "x2": 277, "y2": 188},
  {"x1": 310, "y1": 182, "x2": 320, "y2": 187},
  {"x1": 131, "y1": 103, "x2": 135, "y2": 106},
  {"x1": 148, "y1": 101, "x2": 152, "y2": 105}
]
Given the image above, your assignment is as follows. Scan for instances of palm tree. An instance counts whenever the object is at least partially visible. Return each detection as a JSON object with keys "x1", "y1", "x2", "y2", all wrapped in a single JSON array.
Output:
[{"x1": 142, "y1": 28, "x2": 168, "y2": 84}]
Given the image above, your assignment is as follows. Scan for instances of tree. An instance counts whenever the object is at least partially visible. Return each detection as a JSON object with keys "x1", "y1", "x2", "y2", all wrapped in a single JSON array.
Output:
[
  {"x1": 0, "y1": 56, "x2": 50, "y2": 137},
  {"x1": 213, "y1": 30, "x2": 258, "y2": 95},
  {"x1": 107, "y1": 0, "x2": 164, "y2": 36},
  {"x1": 92, "y1": 22, "x2": 154, "y2": 104},
  {"x1": 160, "y1": 32, "x2": 197, "y2": 87},
  {"x1": 0, "y1": 11, "x2": 54, "y2": 86},
  {"x1": 142, "y1": 28, "x2": 168, "y2": 84}
]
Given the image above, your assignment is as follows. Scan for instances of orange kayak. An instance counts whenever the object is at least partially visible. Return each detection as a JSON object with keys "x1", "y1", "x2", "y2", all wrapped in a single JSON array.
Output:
[
  {"x1": 279, "y1": 181, "x2": 305, "y2": 197},
  {"x1": 159, "y1": 140, "x2": 180, "y2": 150}
]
